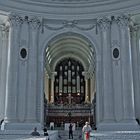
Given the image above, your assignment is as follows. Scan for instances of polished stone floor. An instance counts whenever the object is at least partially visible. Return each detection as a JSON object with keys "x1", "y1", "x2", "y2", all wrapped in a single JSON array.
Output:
[{"x1": 0, "y1": 130, "x2": 140, "y2": 140}]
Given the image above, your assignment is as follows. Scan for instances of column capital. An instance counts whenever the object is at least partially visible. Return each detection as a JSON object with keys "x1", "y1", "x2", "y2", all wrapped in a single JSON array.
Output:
[
  {"x1": 0, "y1": 24, "x2": 4, "y2": 31},
  {"x1": 97, "y1": 17, "x2": 110, "y2": 31},
  {"x1": 50, "y1": 72, "x2": 57, "y2": 81},
  {"x1": 8, "y1": 14, "x2": 23, "y2": 27},
  {"x1": 116, "y1": 15, "x2": 130, "y2": 28},
  {"x1": 45, "y1": 70, "x2": 49, "y2": 78},
  {"x1": 130, "y1": 25, "x2": 139, "y2": 35},
  {"x1": 29, "y1": 17, "x2": 41, "y2": 30},
  {"x1": 82, "y1": 71, "x2": 90, "y2": 79}
]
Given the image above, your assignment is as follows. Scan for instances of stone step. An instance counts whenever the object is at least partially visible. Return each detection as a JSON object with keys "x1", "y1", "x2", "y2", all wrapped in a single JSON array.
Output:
[
  {"x1": 90, "y1": 131, "x2": 140, "y2": 140},
  {"x1": 58, "y1": 130, "x2": 82, "y2": 140},
  {"x1": 0, "y1": 130, "x2": 59, "y2": 140}
]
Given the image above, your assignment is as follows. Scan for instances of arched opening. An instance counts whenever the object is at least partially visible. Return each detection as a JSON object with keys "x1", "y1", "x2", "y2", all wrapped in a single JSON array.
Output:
[{"x1": 43, "y1": 33, "x2": 96, "y2": 129}]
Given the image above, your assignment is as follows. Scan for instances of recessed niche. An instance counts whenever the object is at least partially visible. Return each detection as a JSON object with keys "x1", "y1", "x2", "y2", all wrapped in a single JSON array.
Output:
[
  {"x1": 20, "y1": 48, "x2": 27, "y2": 59},
  {"x1": 113, "y1": 48, "x2": 119, "y2": 59}
]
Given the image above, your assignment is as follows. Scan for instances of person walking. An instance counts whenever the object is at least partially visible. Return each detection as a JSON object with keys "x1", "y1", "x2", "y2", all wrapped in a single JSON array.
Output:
[{"x1": 82, "y1": 122, "x2": 92, "y2": 140}]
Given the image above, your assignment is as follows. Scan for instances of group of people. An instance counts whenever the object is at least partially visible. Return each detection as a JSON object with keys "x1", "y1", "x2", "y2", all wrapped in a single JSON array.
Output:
[
  {"x1": 31, "y1": 121, "x2": 92, "y2": 140},
  {"x1": 69, "y1": 121, "x2": 92, "y2": 140}
]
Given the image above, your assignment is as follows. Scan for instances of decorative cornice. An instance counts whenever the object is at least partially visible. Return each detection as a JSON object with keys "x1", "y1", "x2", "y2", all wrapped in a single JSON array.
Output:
[
  {"x1": 6, "y1": 14, "x2": 132, "y2": 32},
  {"x1": 43, "y1": 15, "x2": 131, "y2": 32}
]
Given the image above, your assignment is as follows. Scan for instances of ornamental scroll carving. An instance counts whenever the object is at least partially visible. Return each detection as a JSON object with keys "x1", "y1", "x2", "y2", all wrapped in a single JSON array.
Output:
[{"x1": 43, "y1": 19, "x2": 97, "y2": 31}]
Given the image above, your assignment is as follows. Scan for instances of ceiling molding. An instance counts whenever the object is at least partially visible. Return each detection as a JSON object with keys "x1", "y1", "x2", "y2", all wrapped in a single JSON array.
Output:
[{"x1": 0, "y1": 0, "x2": 140, "y2": 19}]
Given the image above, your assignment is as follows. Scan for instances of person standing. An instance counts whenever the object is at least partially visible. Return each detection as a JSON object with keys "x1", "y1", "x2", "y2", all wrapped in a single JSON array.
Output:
[
  {"x1": 43, "y1": 128, "x2": 50, "y2": 140},
  {"x1": 69, "y1": 123, "x2": 73, "y2": 139},
  {"x1": 82, "y1": 122, "x2": 92, "y2": 140}
]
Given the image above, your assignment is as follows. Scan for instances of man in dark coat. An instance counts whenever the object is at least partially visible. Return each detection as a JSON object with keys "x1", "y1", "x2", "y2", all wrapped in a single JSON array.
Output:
[{"x1": 69, "y1": 123, "x2": 73, "y2": 139}]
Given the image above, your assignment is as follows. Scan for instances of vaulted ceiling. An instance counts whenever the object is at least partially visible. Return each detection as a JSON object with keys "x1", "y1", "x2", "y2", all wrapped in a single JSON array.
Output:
[{"x1": 45, "y1": 33, "x2": 95, "y2": 74}]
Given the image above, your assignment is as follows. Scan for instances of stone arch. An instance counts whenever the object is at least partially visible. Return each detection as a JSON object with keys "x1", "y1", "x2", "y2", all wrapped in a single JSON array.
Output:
[
  {"x1": 41, "y1": 31, "x2": 99, "y2": 60},
  {"x1": 43, "y1": 32, "x2": 97, "y2": 73},
  {"x1": 42, "y1": 31, "x2": 98, "y2": 125}
]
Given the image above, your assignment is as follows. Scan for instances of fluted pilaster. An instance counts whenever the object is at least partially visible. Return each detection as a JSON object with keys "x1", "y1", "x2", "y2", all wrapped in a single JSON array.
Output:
[
  {"x1": 117, "y1": 15, "x2": 136, "y2": 121},
  {"x1": 26, "y1": 17, "x2": 41, "y2": 122},
  {"x1": 130, "y1": 26, "x2": 140, "y2": 120},
  {"x1": 98, "y1": 17, "x2": 115, "y2": 122},
  {"x1": 4, "y1": 15, "x2": 23, "y2": 123},
  {"x1": 0, "y1": 25, "x2": 8, "y2": 121}
]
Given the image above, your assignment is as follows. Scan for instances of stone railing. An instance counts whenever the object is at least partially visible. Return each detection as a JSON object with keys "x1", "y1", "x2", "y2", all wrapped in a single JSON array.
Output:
[{"x1": 47, "y1": 104, "x2": 91, "y2": 113}]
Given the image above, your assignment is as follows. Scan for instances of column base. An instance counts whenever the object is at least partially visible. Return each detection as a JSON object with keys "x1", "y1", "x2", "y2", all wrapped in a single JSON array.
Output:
[
  {"x1": 1, "y1": 122, "x2": 43, "y2": 134},
  {"x1": 97, "y1": 121, "x2": 139, "y2": 131}
]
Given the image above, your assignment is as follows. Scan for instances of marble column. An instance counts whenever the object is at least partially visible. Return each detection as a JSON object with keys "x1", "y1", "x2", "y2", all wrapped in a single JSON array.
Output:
[
  {"x1": 117, "y1": 16, "x2": 136, "y2": 122},
  {"x1": 83, "y1": 72, "x2": 89, "y2": 103},
  {"x1": 50, "y1": 72, "x2": 57, "y2": 103},
  {"x1": 90, "y1": 73, "x2": 95, "y2": 103},
  {"x1": 4, "y1": 15, "x2": 22, "y2": 123},
  {"x1": 26, "y1": 17, "x2": 41, "y2": 122},
  {"x1": 98, "y1": 17, "x2": 115, "y2": 122},
  {"x1": 44, "y1": 70, "x2": 49, "y2": 100}
]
